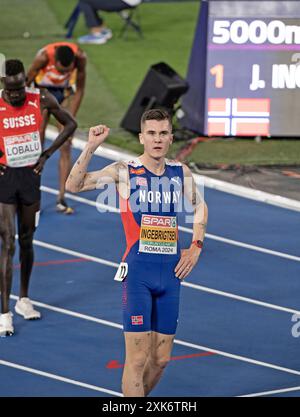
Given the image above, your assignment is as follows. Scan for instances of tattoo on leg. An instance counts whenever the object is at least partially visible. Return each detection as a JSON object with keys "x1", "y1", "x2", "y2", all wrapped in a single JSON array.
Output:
[
  {"x1": 157, "y1": 339, "x2": 165, "y2": 348},
  {"x1": 134, "y1": 338, "x2": 141, "y2": 346}
]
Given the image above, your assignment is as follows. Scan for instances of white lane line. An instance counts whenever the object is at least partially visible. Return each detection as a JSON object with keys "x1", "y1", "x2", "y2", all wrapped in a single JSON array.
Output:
[
  {"x1": 238, "y1": 385, "x2": 300, "y2": 397},
  {"x1": 33, "y1": 239, "x2": 119, "y2": 268},
  {"x1": 180, "y1": 225, "x2": 300, "y2": 262},
  {"x1": 182, "y1": 282, "x2": 300, "y2": 315},
  {"x1": 41, "y1": 185, "x2": 300, "y2": 263},
  {"x1": 174, "y1": 339, "x2": 300, "y2": 377},
  {"x1": 41, "y1": 185, "x2": 120, "y2": 213},
  {"x1": 195, "y1": 175, "x2": 300, "y2": 213},
  {"x1": 8, "y1": 295, "x2": 300, "y2": 379},
  {"x1": 46, "y1": 128, "x2": 300, "y2": 213},
  {"x1": 10, "y1": 294, "x2": 122, "y2": 329},
  {"x1": 32, "y1": 238, "x2": 300, "y2": 315},
  {"x1": 0, "y1": 359, "x2": 123, "y2": 397}
]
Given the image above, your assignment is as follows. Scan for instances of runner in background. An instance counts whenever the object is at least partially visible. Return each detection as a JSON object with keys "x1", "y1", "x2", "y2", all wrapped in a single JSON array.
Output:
[
  {"x1": 0, "y1": 59, "x2": 77, "y2": 337},
  {"x1": 27, "y1": 42, "x2": 86, "y2": 213}
]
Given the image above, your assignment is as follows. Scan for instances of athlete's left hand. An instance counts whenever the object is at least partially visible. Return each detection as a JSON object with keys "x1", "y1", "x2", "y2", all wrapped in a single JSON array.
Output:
[
  {"x1": 175, "y1": 246, "x2": 202, "y2": 280},
  {"x1": 33, "y1": 153, "x2": 48, "y2": 175}
]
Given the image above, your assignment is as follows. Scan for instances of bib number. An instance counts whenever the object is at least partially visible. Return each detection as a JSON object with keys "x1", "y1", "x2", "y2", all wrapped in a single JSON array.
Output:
[
  {"x1": 4, "y1": 131, "x2": 42, "y2": 168},
  {"x1": 114, "y1": 262, "x2": 128, "y2": 282}
]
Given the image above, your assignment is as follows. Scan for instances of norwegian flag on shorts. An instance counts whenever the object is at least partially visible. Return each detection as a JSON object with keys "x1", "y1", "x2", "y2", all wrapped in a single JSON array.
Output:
[
  {"x1": 207, "y1": 98, "x2": 270, "y2": 136},
  {"x1": 131, "y1": 315, "x2": 143, "y2": 325}
]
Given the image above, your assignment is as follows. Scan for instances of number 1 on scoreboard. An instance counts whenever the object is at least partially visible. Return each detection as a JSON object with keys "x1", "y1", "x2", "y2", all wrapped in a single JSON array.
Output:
[{"x1": 210, "y1": 64, "x2": 224, "y2": 88}]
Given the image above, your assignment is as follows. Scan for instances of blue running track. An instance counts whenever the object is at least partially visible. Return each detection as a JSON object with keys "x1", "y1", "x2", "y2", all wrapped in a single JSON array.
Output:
[{"x1": 1, "y1": 141, "x2": 300, "y2": 397}]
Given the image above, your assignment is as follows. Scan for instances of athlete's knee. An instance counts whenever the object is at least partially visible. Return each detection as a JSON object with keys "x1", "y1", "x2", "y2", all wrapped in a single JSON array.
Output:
[
  {"x1": 150, "y1": 353, "x2": 171, "y2": 370},
  {"x1": 18, "y1": 230, "x2": 34, "y2": 251},
  {"x1": 126, "y1": 352, "x2": 148, "y2": 372}
]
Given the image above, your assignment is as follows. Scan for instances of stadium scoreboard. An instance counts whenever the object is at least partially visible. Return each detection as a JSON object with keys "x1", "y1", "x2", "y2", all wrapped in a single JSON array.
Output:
[{"x1": 181, "y1": 0, "x2": 300, "y2": 137}]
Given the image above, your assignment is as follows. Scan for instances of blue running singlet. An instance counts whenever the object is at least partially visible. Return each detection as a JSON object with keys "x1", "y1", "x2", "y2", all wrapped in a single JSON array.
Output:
[{"x1": 118, "y1": 158, "x2": 184, "y2": 334}]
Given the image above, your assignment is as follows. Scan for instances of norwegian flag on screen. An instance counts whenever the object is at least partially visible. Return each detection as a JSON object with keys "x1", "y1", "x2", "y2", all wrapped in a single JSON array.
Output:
[
  {"x1": 207, "y1": 98, "x2": 270, "y2": 136},
  {"x1": 131, "y1": 315, "x2": 143, "y2": 325}
]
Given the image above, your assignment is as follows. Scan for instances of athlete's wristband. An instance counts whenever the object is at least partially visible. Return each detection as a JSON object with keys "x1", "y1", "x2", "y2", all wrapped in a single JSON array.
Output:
[{"x1": 192, "y1": 240, "x2": 204, "y2": 249}]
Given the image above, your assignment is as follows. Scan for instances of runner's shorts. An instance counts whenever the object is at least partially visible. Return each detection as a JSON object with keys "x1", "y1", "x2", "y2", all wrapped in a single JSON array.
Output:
[
  {"x1": 35, "y1": 85, "x2": 73, "y2": 105},
  {"x1": 45, "y1": 86, "x2": 65, "y2": 104},
  {"x1": 122, "y1": 257, "x2": 181, "y2": 334},
  {"x1": 0, "y1": 166, "x2": 41, "y2": 205}
]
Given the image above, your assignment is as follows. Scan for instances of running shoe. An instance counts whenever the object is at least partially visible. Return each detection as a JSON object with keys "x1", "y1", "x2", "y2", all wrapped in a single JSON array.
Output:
[
  {"x1": 56, "y1": 199, "x2": 74, "y2": 214},
  {"x1": 0, "y1": 312, "x2": 14, "y2": 337},
  {"x1": 101, "y1": 28, "x2": 113, "y2": 40},
  {"x1": 78, "y1": 33, "x2": 107, "y2": 44},
  {"x1": 15, "y1": 298, "x2": 41, "y2": 320}
]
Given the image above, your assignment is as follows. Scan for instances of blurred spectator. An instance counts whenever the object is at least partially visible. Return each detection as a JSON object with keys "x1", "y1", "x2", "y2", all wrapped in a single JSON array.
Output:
[{"x1": 78, "y1": 0, "x2": 142, "y2": 44}]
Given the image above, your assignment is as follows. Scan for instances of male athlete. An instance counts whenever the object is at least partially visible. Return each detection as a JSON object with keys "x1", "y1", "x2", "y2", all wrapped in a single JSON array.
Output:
[
  {"x1": 27, "y1": 42, "x2": 86, "y2": 213},
  {"x1": 66, "y1": 109, "x2": 208, "y2": 396},
  {"x1": 0, "y1": 59, "x2": 77, "y2": 337}
]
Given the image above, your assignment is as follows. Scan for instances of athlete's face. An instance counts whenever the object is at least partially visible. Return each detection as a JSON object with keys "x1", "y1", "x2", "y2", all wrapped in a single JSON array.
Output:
[
  {"x1": 55, "y1": 60, "x2": 74, "y2": 74},
  {"x1": 139, "y1": 119, "x2": 173, "y2": 159},
  {"x1": 2, "y1": 73, "x2": 26, "y2": 107}
]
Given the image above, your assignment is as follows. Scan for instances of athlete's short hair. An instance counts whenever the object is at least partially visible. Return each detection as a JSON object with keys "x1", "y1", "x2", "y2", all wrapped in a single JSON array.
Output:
[
  {"x1": 55, "y1": 46, "x2": 75, "y2": 67},
  {"x1": 4, "y1": 59, "x2": 25, "y2": 76},
  {"x1": 141, "y1": 108, "x2": 172, "y2": 130}
]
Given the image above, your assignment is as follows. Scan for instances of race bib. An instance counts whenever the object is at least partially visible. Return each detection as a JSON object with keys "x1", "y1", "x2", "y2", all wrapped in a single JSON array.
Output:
[
  {"x1": 139, "y1": 214, "x2": 177, "y2": 255},
  {"x1": 4, "y1": 131, "x2": 42, "y2": 168},
  {"x1": 114, "y1": 262, "x2": 128, "y2": 282}
]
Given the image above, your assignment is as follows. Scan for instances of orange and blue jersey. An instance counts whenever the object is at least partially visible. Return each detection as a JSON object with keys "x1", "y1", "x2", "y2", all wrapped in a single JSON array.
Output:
[
  {"x1": 35, "y1": 42, "x2": 79, "y2": 89},
  {"x1": 119, "y1": 158, "x2": 184, "y2": 334},
  {"x1": 120, "y1": 158, "x2": 183, "y2": 263}
]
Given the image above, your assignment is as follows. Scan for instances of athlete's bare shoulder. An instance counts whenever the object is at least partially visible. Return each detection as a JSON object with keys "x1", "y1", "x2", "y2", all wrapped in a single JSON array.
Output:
[
  {"x1": 116, "y1": 160, "x2": 129, "y2": 169},
  {"x1": 34, "y1": 48, "x2": 49, "y2": 64},
  {"x1": 165, "y1": 158, "x2": 182, "y2": 167},
  {"x1": 126, "y1": 158, "x2": 143, "y2": 168},
  {"x1": 101, "y1": 160, "x2": 129, "y2": 185},
  {"x1": 38, "y1": 88, "x2": 58, "y2": 110},
  {"x1": 76, "y1": 47, "x2": 87, "y2": 62}
]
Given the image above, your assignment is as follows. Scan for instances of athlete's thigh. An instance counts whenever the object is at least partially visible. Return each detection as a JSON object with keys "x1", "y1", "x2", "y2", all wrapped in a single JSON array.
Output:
[
  {"x1": 151, "y1": 262, "x2": 181, "y2": 335},
  {"x1": 17, "y1": 201, "x2": 40, "y2": 235},
  {"x1": 61, "y1": 94, "x2": 72, "y2": 110},
  {"x1": 122, "y1": 285, "x2": 152, "y2": 333},
  {"x1": 57, "y1": 96, "x2": 74, "y2": 150},
  {"x1": 0, "y1": 203, "x2": 16, "y2": 238},
  {"x1": 122, "y1": 260, "x2": 154, "y2": 333},
  {"x1": 123, "y1": 331, "x2": 152, "y2": 360},
  {"x1": 149, "y1": 331, "x2": 175, "y2": 361}
]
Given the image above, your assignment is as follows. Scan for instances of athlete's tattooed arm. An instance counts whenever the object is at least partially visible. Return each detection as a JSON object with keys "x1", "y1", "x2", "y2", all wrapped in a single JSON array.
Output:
[{"x1": 66, "y1": 124, "x2": 129, "y2": 194}]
